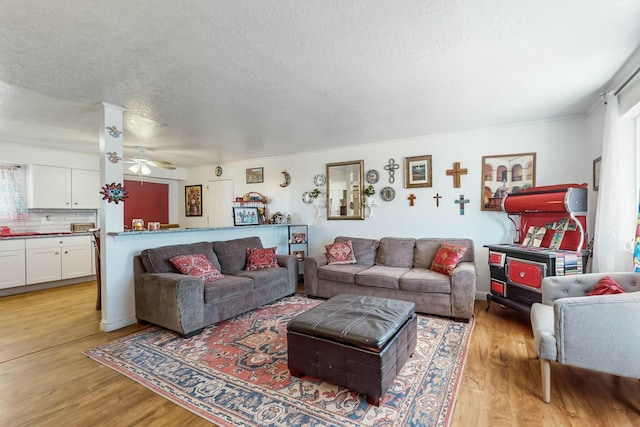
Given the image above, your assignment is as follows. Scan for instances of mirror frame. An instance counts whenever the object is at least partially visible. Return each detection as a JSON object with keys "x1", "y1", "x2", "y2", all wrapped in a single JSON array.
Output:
[
  {"x1": 326, "y1": 160, "x2": 365, "y2": 220},
  {"x1": 481, "y1": 152, "x2": 536, "y2": 211}
]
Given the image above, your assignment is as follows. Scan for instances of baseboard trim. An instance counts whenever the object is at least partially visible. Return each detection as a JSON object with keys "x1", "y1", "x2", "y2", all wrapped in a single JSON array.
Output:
[
  {"x1": 475, "y1": 291, "x2": 489, "y2": 301},
  {"x1": 100, "y1": 315, "x2": 138, "y2": 332}
]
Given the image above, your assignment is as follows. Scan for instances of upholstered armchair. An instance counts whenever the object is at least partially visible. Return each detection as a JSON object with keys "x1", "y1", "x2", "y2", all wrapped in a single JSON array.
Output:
[{"x1": 530, "y1": 272, "x2": 640, "y2": 403}]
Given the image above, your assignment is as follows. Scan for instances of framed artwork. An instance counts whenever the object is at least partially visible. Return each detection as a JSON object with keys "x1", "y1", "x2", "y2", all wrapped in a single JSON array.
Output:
[
  {"x1": 291, "y1": 232, "x2": 306, "y2": 243},
  {"x1": 233, "y1": 207, "x2": 260, "y2": 226},
  {"x1": 246, "y1": 167, "x2": 264, "y2": 184},
  {"x1": 404, "y1": 155, "x2": 432, "y2": 188},
  {"x1": 593, "y1": 156, "x2": 601, "y2": 191},
  {"x1": 185, "y1": 185, "x2": 203, "y2": 216},
  {"x1": 292, "y1": 250, "x2": 305, "y2": 260},
  {"x1": 481, "y1": 152, "x2": 536, "y2": 211}
]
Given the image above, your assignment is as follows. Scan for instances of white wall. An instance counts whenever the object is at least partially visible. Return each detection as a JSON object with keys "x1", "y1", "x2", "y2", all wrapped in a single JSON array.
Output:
[{"x1": 184, "y1": 116, "x2": 592, "y2": 294}]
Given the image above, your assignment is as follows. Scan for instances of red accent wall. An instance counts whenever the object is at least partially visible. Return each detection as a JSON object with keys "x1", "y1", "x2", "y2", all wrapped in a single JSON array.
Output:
[{"x1": 124, "y1": 180, "x2": 169, "y2": 229}]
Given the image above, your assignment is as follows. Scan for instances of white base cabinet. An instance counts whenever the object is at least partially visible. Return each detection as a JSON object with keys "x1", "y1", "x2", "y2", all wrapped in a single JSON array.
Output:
[
  {"x1": 0, "y1": 240, "x2": 26, "y2": 289},
  {"x1": 26, "y1": 236, "x2": 93, "y2": 285}
]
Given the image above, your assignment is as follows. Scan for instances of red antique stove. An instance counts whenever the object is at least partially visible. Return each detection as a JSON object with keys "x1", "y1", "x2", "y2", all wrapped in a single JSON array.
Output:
[{"x1": 485, "y1": 183, "x2": 590, "y2": 314}]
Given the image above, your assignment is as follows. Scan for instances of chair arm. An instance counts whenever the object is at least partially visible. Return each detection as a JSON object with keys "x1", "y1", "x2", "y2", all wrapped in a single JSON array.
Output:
[
  {"x1": 277, "y1": 254, "x2": 298, "y2": 292},
  {"x1": 134, "y1": 272, "x2": 204, "y2": 335},
  {"x1": 303, "y1": 254, "x2": 328, "y2": 296},
  {"x1": 553, "y1": 292, "x2": 640, "y2": 378},
  {"x1": 450, "y1": 261, "x2": 476, "y2": 319}
]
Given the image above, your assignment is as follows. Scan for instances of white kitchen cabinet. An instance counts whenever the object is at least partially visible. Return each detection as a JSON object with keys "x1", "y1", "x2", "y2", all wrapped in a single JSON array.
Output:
[
  {"x1": 0, "y1": 240, "x2": 26, "y2": 289},
  {"x1": 26, "y1": 236, "x2": 93, "y2": 284},
  {"x1": 28, "y1": 165, "x2": 99, "y2": 209}
]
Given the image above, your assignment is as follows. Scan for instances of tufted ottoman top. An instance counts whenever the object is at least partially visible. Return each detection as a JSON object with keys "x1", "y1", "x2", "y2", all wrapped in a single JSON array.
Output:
[{"x1": 287, "y1": 294, "x2": 415, "y2": 350}]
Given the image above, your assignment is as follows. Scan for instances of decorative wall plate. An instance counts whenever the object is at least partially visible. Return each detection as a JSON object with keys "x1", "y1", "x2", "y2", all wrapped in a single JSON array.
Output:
[
  {"x1": 380, "y1": 186, "x2": 395, "y2": 201},
  {"x1": 302, "y1": 191, "x2": 314, "y2": 204},
  {"x1": 313, "y1": 174, "x2": 326, "y2": 187},
  {"x1": 366, "y1": 169, "x2": 379, "y2": 184},
  {"x1": 215, "y1": 165, "x2": 223, "y2": 177}
]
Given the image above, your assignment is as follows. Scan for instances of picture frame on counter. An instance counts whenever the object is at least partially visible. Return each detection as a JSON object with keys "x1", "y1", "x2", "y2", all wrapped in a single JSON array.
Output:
[{"x1": 233, "y1": 207, "x2": 260, "y2": 226}]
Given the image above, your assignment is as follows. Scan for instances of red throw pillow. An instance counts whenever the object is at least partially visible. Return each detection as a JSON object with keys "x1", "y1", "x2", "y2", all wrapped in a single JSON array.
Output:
[
  {"x1": 430, "y1": 242, "x2": 468, "y2": 276},
  {"x1": 169, "y1": 254, "x2": 224, "y2": 281},
  {"x1": 325, "y1": 240, "x2": 357, "y2": 265},
  {"x1": 246, "y1": 247, "x2": 278, "y2": 271},
  {"x1": 587, "y1": 276, "x2": 626, "y2": 296}
]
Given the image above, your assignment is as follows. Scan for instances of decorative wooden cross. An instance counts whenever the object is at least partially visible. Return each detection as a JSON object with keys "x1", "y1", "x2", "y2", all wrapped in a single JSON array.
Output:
[
  {"x1": 446, "y1": 162, "x2": 468, "y2": 188},
  {"x1": 384, "y1": 158, "x2": 400, "y2": 183},
  {"x1": 433, "y1": 193, "x2": 442, "y2": 207},
  {"x1": 408, "y1": 193, "x2": 416, "y2": 206},
  {"x1": 454, "y1": 194, "x2": 469, "y2": 215}
]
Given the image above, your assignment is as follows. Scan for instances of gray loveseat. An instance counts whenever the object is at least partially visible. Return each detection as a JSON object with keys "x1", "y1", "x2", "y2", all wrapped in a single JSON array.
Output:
[
  {"x1": 304, "y1": 236, "x2": 476, "y2": 320},
  {"x1": 134, "y1": 236, "x2": 297, "y2": 337}
]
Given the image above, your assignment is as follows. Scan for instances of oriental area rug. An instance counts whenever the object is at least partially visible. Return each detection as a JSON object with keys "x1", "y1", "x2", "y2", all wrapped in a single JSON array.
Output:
[{"x1": 84, "y1": 295, "x2": 474, "y2": 427}]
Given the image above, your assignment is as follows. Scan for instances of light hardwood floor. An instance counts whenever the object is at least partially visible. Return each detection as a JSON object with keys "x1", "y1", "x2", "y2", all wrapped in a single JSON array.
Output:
[{"x1": 1, "y1": 281, "x2": 638, "y2": 426}]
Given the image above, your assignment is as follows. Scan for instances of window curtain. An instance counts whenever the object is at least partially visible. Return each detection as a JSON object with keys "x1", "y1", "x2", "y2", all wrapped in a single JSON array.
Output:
[
  {"x1": 0, "y1": 165, "x2": 29, "y2": 220},
  {"x1": 592, "y1": 93, "x2": 638, "y2": 272}
]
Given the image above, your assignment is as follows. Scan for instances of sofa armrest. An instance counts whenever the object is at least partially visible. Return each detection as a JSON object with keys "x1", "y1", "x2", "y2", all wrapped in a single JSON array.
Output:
[
  {"x1": 277, "y1": 254, "x2": 298, "y2": 293},
  {"x1": 553, "y1": 292, "x2": 640, "y2": 378},
  {"x1": 303, "y1": 254, "x2": 328, "y2": 296},
  {"x1": 541, "y1": 272, "x2": 640, "y2": 305},
  {"x1": 450, "y1": 261, "x2": 476, "y2": 319},
  {"x1": 134, "y1": 272, "x2": 204, "y2": 335}
]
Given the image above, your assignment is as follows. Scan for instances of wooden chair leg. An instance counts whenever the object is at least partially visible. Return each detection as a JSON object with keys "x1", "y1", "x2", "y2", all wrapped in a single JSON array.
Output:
[{"x1": 541, "y1": 359, "x2": 551, "y2": 403}]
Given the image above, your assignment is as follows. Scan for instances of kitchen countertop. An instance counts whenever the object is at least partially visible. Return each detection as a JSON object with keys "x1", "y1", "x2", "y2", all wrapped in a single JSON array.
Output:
[{"x1": 0, "y1": 232, "x2": 93, "y2": 240}]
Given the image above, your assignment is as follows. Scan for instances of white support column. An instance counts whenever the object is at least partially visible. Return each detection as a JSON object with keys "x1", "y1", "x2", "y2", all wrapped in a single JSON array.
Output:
[{"x1": 98, "y1": 103, "x2": 133, "y2": 331}]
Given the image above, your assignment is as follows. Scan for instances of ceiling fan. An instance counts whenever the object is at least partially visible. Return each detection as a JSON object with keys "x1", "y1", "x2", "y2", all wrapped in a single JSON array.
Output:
[{"x1": 125, "y1": 147, "x2": 176, "y2": 180}]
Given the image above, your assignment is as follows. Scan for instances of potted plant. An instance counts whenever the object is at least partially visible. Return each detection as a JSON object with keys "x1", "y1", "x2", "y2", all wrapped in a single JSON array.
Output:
[{"x1": 364, "y1": 185, "x2": 375, "y2": 204}]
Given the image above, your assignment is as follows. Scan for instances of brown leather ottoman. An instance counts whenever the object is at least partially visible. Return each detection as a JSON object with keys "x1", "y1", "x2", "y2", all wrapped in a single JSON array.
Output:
[{"x1": 287, "y1": 294, "x2": 417, "y2": 405}]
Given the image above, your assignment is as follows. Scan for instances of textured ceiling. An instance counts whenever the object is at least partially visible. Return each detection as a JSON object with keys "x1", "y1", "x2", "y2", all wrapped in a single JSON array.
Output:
[{"x1": 0, "y1": 1, "x2": 639, "y2": 167}]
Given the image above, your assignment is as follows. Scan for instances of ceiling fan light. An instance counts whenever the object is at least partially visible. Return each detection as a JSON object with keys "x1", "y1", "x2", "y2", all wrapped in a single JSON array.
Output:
[
  {"x1": 128, "y1": 163, "x2": 141, "y2": 174},
  {"x1": 140, "y1": 164, "x2": 151, "y2": 175}
]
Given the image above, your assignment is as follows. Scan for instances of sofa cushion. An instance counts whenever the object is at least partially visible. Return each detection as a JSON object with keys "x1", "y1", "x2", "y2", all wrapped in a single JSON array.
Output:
[
  {"x1": 212, "y1": 236, "x2": 263, "y2": 274},
  {"x1": 325, "y1": 240, "x2": 357, "y2": 265},
  {"x1": 430, "y1": 242, "x2": 468, "y2": 275},
  {"x1": 204, "y1": 275, "x2": 254, "y2": 302},
  {"x1": 414, "y1": 238, "x2": 474, "y2": 268},
  {"x1": 335, "y1": 236, "x2": 379, "y2": 266},
  {"x1": 355, "y1": 265, "x2": 410, "y2": 289},
  {"x1": 375, "y1": 237, "x2": 416, "y2": 268},
  {"x1": 234, "y1": 267, "x2": 289, "y2": 290},
  {"x1": 245, "y1": 247, "x2": 278, "y2": 270},
  {"x1": 169, "y1": 254, "x2": 225, "y2": 281},
  {"x1": 318, "y1": 264, "x2": 370, "y2": 284},
  {"x1": 400, "y1": 268, "x2": 452, "y2": 293},
  {"x1": 140, "y1": 242, "x2": 220, "y2": 274}
]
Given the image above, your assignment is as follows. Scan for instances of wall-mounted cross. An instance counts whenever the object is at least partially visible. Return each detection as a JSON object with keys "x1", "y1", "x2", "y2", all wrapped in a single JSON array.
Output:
[
  {"x1": 408, "y1": 193, "x2": 416, "y2": 206},
  {"x1": 384, "y1": 158, "x2": 400, "y2": 183},
  {"x1": 454, "y1": 194, "x2": 469, "y2": 215},
  {"x1": 433, "y1": 193, "x2": 442, "y2": 207},
  {"x1": 446, "y1": 162, "x2": 468, "y2": 188}
]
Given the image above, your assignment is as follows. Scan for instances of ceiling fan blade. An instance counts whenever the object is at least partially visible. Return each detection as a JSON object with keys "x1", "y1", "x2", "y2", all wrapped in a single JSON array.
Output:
[{"x1": 148, "y1": 161, "x2": 176, "y2": 170}]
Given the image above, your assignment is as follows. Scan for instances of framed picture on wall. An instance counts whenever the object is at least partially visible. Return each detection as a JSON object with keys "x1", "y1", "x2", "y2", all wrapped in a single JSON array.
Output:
[
  {"x1": 593, "y1": 156, "x2": 601, "y2": 191},
  {"x1": 233, "y1": 207, "x2": 260, "y2": 226},
  {"x1": 481, "y1": 152, "x2": 536, "y2": 211},
  {"x1": 246, "y1": 167, "x2": 264, "y2": 184},
  {"x1": 404, "y1": 155, "x2": 432, "y2": 188},
  {"x1": 185, "y1": 185, "x2": 203, "y2": 217}
]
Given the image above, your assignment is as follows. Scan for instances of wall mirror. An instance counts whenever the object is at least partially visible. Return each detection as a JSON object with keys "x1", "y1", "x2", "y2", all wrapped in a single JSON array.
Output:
[
  {"x1": 326, "y1": 160, "x2": 364, "y2": 220},
  {"x1": 481, "y1": 152, "x2": 536, "y2": 211}
]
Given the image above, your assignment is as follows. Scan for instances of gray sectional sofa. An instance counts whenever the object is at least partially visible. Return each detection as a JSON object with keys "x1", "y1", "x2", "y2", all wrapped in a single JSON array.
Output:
[
  {"x1": 134, "y1": 236, "x2": 297, "y2": 337},
  {"x1": 304, "y1": 236, "x2": 476, "y2": 320}
]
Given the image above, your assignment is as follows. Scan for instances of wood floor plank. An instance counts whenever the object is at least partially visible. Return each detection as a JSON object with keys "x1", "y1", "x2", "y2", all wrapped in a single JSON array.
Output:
[{"x1": 1, "y1": 282, "x2": 639, "y2": 426}]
